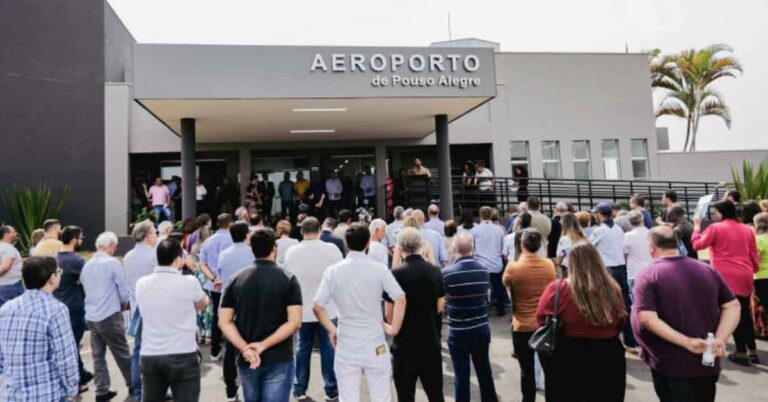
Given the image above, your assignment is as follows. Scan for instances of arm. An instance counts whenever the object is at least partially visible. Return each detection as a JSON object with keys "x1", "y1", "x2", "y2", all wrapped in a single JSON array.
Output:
[
  {"x1": 691, "y1": 217, "x2": 714, "y2": 251},
  {"x1": 749, "y1": 235, "x2": 760, "y2": 273},
  {"x1": 113, "y1": 261, "x2": 130, "y2": 308},
  {"x1": 143, "y1": 184, "x2": 151, "y2": 200},
  {"x1": 219, "y1": 307, "x2": 260, "y2": 368},
  {"x1": 0, "y1": 256, "x2": 13, "y2": 276},
  {"x1": 50, "y1": 307, "x2": 79, "y2": 399},
  {"x1": 638, "y1": 311, "x2": 709, "y2": 354},
  {"x1": 313, "y1": 302, "x2": 338, "y2": 347},
  {"x1": 384, "y1": 301, "x2": 394, "y2": 324},
  {"x1": 383, "y1": 294, "x2": 407, "y2": 336},
  {"x1": 437, "y1": 297, "x2": 445, "y2": 315},
  {"x1": 250, "y1": 305, "x2": 302, "y2": 355},
  {"x1": 501, "y1": 262, "x2": 514, "y2": 287},
  {"x1": 712, "y1": 299, "x2": 741, "y2": 356}
]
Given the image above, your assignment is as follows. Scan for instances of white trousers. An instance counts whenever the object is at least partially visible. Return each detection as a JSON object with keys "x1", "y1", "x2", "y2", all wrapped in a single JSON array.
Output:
[{"x1": 334, "y1": 353, "x2": 392, "y2": 402}]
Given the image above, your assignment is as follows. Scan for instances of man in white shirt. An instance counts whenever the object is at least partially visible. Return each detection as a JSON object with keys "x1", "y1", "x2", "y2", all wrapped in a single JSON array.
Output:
[
  {"x1": 0, "y1": 225, "x2": 24, "y2": 308},
  {"x1": 423, "y1": 204, "x2": 445, "y2": 237},
  {"x1": 475, "y1": 162, "x2": 495, "y2": 192},
  {"x1": 623, "y1": 211, "x2": 653, "y2": 293},
  {"x1": 333, "y1": 209, "x2": 353, "y2": 239},
  {"x1": 313, "y1": 223, "x2": 407, "y2": 402},
  {"x1": 136, "y1": 239, "x2": 208, "y2": 402},
  {"x1": 367, "y1": 219, "x2": 389, "y2": 267},
  {"x1": 284, "y1": 217, "x2": 344, "y2": 400}
]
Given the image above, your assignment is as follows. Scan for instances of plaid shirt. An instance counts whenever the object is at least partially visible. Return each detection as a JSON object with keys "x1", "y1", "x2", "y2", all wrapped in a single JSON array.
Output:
[{"x1": 0, "y1": 290, "x2": 79, "y2": 401}]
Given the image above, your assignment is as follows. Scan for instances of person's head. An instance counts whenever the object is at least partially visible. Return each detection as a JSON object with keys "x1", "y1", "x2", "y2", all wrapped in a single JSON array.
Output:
[
  {"x1": 403, "y1": 208, "x2": 413, "y2": 218},
  {"x1": 22, "y1": 256, "x2": 60, "y2": 292},
  {"x1": 461, "y1": 209, "x2": 475, "y2": 229},
  {"x1": 712, "y1": 200, "x2": 738, "y2": 221},
  {"x1": 95, "y1": 231, "x2": 119, "y2": 255},
  {"x1": 554, "y1": 202, "x2": 568, "y2": 216},
  {"x1": 0, "y1": 225, "x2": 17, "y2": 243},
  {"x1": 628, "y1": 210, "x2": 644, "y2": 228},
  {"x1": 506, "y1": 205, "x2": 519, "y2": 217},
  {"x1": 322, "y1": 218, "x2": 337, "y2": 231},
  {"x1": 217, "y1": 213, "x2": 233, "y2": 230},
  {"x1": 262, "y1": 172, "x2": 269, "y2": 181},
  {"x1": 156, "y1": 239, "x2": 185, "y2": 269},
  {"x1": 560, "y1": 213, "x2": 585, "y2": 241},
  {"x1": 30, "y1": 229, "x2": 45, "y2": 246},
  {"x1": 250, "y1": 228, "x2": 276, "y2": 260},
  {"x1": 518, "y1": 201, "x2": 528, "y2": 213},
  {"x1": 345, "y1": 223, "x2": 370, "y2": 252},
  {"x1": 428, "y1": 204, "x2": 439, "y2": 218},
  {"x1": 517, "y1": 212, "x2": 532, "y2": 230},
  {"x1": 43, "y1": 219, "x2": 61, "y2": 237},
  {"x1": 742, "y1": 200, "x2": 761, "y2": 226},
  {"x1": 229, "y1": 222, "x2": 250, "y2": 244},
  {"x1": 478, "y1": 206, "x2": 492, "y2": 221},
  {"x1": 611, "y1": 204, "x2": 623, "y2": 219},
  {"x1": 526, "y1": 196, "x2": 540, "y2": 212},
  {"x1": 567, "y1": 242, "x2": 626, "y2": 327},
  {"x1": 666, "y1": 204, "x2": 686, "y2": 224},
  {"x1": 724, "y1": 189, "x2": 741, "y2": 204},
  {"x1": 575, "y1": 211, "x2": 592, "y2": 229},
  {"x1": 491, "y1": 208, "x2": 500, "y2": 222},
  {"x1": 593, "y1": 202, "x2": 613, "y2": 222},
  {"x1": 411, "y1": 209, "x2": 426, "y2": 225},
  {"x1": 275, "y1": 220, "x2": 292, "y2": 238},
  {"x1": 414, "y1": 158, "x2": 422, "y2": 167},
  {"x1": 520, "y1": 228, "x2": 543, "y2": 254},
  {"x1": 397, "y1": 227, "x2": 422, "y2": 257},
  {"x1": 402, "y1": 215, "x2": 421, "y2": 229},
  {"x1": 329, "y1": 171, "x2": 338, "y2": 179},
  {"x1": 363, "y1": 164, "x2": 372, "y2": 174},
  {"x1": 444, "y1": 219, "x2": 457, "y2": 238},
  {"x1": 196, "y1": 213, "x2": 212, "y2": 229},
  {"x1": 196, "y1": 176, "x2": 201, "y2": 185},
  {"x1": 393, "y1": 206, "x2": 405, "y2": 221},
  {"x1": 453, "y1": 231, "x2": 474, "y2": 258},
  {"x1": 154, "y1": 177, "x2": 162, "y2": 186},
  {"x1": 132, "y1": 219, "x2": 158, "y2": 246},
  {"x1": 647, "y1": 226, "x2": 682, "y2": 259},
  {"x1": 629, "y1": 194, "x2": 645, "y2": 210},
  {"x1": 754, "y1": 212, "x2": 768, "y2": 236},
  {"x1": 60, "y1": 225, "x2": 83, "y2": 250},
  {"x1": 662, "y1": 190, "x2": 678, "y2": 207},
  {"x1": 760, "y1": 200, "x2": 768, "y2": 213},
  {"x1": 301, "y1": 217, "x2": 321, "y2": 239},
  {"x1": 297, "y1": 171, "x2": 304, "y2": 181},
  {"x1": 475, "y1": 161, "x2": 485, "y2": 173},
  {"x1": 369, "y1": 219, "x2": 387, "y2": 242},
  {"x1": 338, "y1": 209, "x2": 352, "y2": 224},
  {"x1": 283, "y1": 171, "x2": 291, "y2": 181},
  {"x1": 158, "y1": 221, "x2": 174, "y2": 236}
]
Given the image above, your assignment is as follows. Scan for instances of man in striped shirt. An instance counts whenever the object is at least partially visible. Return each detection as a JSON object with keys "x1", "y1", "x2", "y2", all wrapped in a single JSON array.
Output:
[{"x1": 442, "y1": 232, "x2": 498, "y2": 402}]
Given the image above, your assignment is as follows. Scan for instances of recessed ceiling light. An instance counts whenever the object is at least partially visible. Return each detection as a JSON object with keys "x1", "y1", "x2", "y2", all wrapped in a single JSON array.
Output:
[
  {"x1": 290, "y1": 129, "x2": 336, "y2": 134},
  {"x1": 292, "y1": 108, "x2": 347, "y2": 112}
]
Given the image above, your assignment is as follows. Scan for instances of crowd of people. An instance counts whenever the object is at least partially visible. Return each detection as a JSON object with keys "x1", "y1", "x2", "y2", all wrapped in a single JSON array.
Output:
[{"x1": 0, "y1": 187, "x2": 767, "y2": 402}]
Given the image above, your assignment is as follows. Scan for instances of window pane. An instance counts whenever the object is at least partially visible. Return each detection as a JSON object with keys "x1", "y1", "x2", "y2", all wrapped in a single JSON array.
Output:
[
  {"x1": 631, "y1": 139, "x2": 648, "y2": 158},
  {"x1": 541, "y1": 141, "x2": 560, "y2": 161},
  {"x1": 601, "y1": 140, "x2": 619, "y2": 158},
  {"x1": 604, "y1": 160, "x2": 620, "y2": 180},
  {"x1": 543, "y1": 162, "x2": 561, "y2": 179},
  {"x1": 574, "y1": 161, "x2": 590, "y2": 179},
  {"x1": 632, "y1": 160, "x2": 648, "y2": 178},
  {"x1": 573, "y1": 140, "x2": 589, "y2": 160},
  {"x1": 510, "y1": 141, "x2": 529, "y2": 161}
]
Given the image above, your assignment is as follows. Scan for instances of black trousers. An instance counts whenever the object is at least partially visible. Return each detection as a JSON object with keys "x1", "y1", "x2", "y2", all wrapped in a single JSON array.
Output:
[
  {"x1": 511, "y1": 331, "x2": 536, "y2": 402},
  {"x1": 651, "y1": 369, "x2": 718, "y2": 402},
  {"x1": 756, "y1": 279, "x2": 768, "y2": 310},
  {"x1": 608, "y1": 265, "x2": 637, "y2": 347},
  {"x1": 392, "y1": 347, "x2": 444, "y2": 402},
  {"x1": 223, "y1": 342, "x2": 238, "y2": 398},
  {"x1": 488, "y1": 272, "x2": 509, "y2": 315},
  {"x1": 140, "y1": 352, "x2": 201, "y2": 402},
  {"x1": 540, "y1": 336, "x2": 626, "y2": 402},
  {"x1": 210, "y1": 291, "x2": 223, "y2": 356},
  {"x1": 733, "y1": 295, "x2": 756, "y2": 353}
]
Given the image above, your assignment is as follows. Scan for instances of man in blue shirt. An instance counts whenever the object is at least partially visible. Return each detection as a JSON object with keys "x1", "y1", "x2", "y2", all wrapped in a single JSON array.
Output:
[
  {"x1": 321, "y1": 218, "x2": 346, "y2": 256},
  {"x1": 443, "y1": 232, "x2": 498, "y2": 402},
  {"x1": 423, "y1": 204, "x2": 446, "y2": 237},
  {"x1": 199, "y1": 213, "x2": 234, "y2": 361},
  {"x1": 471, "y1": 206, "x2": 507, "y2": 316},
  {"x1": 0, "y1": 257, "x2": 79, "y2": 402}
]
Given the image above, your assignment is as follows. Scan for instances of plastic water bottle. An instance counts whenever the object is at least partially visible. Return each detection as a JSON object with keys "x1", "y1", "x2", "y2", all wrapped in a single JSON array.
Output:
[{"x1": 702, "y1": 332, "x2": 715, "y2": 367}]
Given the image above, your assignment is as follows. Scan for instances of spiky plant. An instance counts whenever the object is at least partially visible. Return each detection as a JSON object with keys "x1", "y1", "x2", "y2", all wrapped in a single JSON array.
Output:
[
  {"x1": 730, "y1": 160, "x2": 768, "y2": 201},
  {"x1": 0, "y1": 184, "x2": 69, "y2": 254}
]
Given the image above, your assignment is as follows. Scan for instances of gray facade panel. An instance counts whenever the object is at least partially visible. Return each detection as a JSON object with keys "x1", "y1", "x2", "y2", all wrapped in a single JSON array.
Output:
[{"x1": 104, "y1": 2, "x2": 136, "y2": 83}]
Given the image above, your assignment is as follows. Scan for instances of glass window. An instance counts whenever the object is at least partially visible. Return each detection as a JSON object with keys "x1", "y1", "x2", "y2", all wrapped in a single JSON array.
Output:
[
  {"x1": 572, "y1": 140, "x2": 591, "y2": 180},
  {"x1": 631, "y1": 139, "x2": 650, "y2": 179},
  {"x1": 510, "y1": 141, "x2": 530, "y2": 177},
  {"x1": 601, "y1": 140, "x2": 621, "y2": 180},
  {"x1": 541, "y1": 141, "x2": 562, "y2": 179}
]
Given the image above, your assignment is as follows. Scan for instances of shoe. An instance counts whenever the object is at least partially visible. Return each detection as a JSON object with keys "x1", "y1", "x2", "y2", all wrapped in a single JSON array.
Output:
[
  {"x1": 727, "y1": 353, "x2": 751, "y2": 366},
  {"x1": 295, "y1": 395, "x2": 309, "y2": 401},
  {"x1": 325, "y1": 395, "x2": 339, "y2": 401},
  {"x1": 78, "y1": 385, "x2": 89, "y2": 395},
  {"x1": 625, "y1": 347, "x2": 638, "y2": 355},
  {"x1": 79, "y1": 370, "x2": 94, "y2": 385},
  {"x1": 748, "y1": 351, "x2": 760, "y2": 364},
  {"x1": 226, "y1": 396, "x2": 238, "y2": 402},
  {"x1": 210, "y1": 351, "x2": 222, "y2": 361},
  {"x1": 95, "y1": 390, "x2": 118, "y2": 401}
]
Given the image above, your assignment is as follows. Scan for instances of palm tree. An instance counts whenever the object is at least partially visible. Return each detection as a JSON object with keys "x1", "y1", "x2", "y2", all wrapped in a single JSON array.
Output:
[{"x1": 650, "y1": 44, "x2": 742, "y2": 152}]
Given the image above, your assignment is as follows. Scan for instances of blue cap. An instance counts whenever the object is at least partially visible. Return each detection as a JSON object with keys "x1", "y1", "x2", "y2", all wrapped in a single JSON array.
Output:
[{"x1": 593, "y1": 202, "x2": 613, "y2": 216}]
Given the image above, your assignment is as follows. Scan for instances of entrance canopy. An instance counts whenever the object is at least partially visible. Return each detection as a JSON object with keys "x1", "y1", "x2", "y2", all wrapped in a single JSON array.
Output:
[{"x1": 133, "y1": 44, "x2": 497, "y2": 142}]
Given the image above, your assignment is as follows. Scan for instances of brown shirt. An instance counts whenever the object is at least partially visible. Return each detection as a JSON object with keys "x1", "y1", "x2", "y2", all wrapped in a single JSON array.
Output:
[
  {"x1": 502, "y1": 253, "x2": 556, "y2": 332},
  {"x1": 33, "y1": 238, "x2": 63, "y2": 257}
]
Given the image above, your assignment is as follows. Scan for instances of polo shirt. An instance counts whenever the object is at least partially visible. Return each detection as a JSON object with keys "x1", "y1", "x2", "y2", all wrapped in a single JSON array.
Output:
[
  {"x1": 502, "y1": 254, "x2": 556, "y2": 332},
  {"x1": 443, "y1": 256, "x2": 489, "y2": 331},
  {"x1": 136, "y1": 266, "x2": 206, "y2": 356},
  {"x1": 32, "y1": 238, "x2": 63, "y2": 257},
  {"x1": 367, "y1": 240, "x2": 389, "y2": 267},
  {"x1": 53, "y1": 251, "x2": 86, "y2": 310},
  {"x1": 284, "y1": 239, "x2": 343, "y2": 322},
  {"x1": 148, "y1": 184, "x2": 170, "y2": 207},
  {"x1": 471, "y1": 221, "x2": 505, "y2": 273},
  {"x1": 622, "y1": 226, "x2": 653, "y2": 280},
  {"x1": 423, "y1": 217, "x2": 445, "y2": 237},
  {"x1": 199, "y1": 229, "x2": 234, "y2": 291},
  {"x1": 218, "y1": 243, "x2": 254, "y2": 286},
  {"x1": 123, "y1": 243, "x2": 157, "y2": 315},
  {"x1": 383, "y1": 220, "x2": 403, "y2": 249},
  {"x1": 80, "y1": 252, "x2": 129, "y2": 322},
  {"x1": 0, "y1": 241, "x2": 22, "y2": 285},
  {"x1": 590, "y1": 221, "x2": 626, "y2": 267}
]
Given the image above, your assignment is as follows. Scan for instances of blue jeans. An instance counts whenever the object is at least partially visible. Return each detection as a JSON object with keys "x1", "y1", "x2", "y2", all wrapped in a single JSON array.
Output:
[
  {"x1": 488, "y1": 272, "x2": 509, "y2": 314},
  {"x1": 131, "y1": 314, "x2": 142, "y2": 400},
  {"x1": 0, "y1": 281, "x2": 24, "y2": 308},
  {"x1": 151, "y1": 205, "x2": 172, "y2": 223},
  {"x1": 448, "y1": 325, "x2": 498, "y2": 402},
  {"x1": 239, "y1": 360, "x2": 294, "y2": 402},
  {"x1": 293, "y1": 322, "x2": 337, "y2": 397}
]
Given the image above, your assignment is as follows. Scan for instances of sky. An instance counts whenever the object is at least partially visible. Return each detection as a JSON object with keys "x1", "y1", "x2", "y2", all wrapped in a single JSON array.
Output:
[{"x1": 108, "y1": 0, "x2": 768, "y2": 152}]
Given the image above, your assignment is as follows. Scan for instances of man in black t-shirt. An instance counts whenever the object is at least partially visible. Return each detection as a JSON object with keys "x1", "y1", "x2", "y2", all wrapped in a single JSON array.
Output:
[
  {"x1": 219, "y1": 228, "x2": 303, "y2": 402},
  {"x1": 385, "y1": 227, "x2": 446, "y2": 402}
]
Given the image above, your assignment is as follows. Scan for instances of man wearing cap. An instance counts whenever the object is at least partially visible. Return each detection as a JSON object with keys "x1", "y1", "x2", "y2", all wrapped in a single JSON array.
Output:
[{"x1": 590, "y1": 202, "x2": 638, "y2": 351}]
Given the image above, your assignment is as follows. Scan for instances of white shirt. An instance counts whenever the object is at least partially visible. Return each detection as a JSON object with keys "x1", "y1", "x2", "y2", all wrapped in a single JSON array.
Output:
[
  {"x1": 136, "y1": 266, "x2": 205, "y2": 356},
  {"x1": 275, "y1": 237, "x2": 299, "y2": 267},
  {"x1": 333, "y1": 223, "x2": 349, "y2": 240},
  {"x1": 589, "y1": 222, "x2": 626, "y2": 267},
  {"x1": 195, "y1": 184, "x2": 207, "y2": 201},
  {"x1": 0, "y1": 241, "x2": 23, "y2": 285},
  {"x1": 284, "y1": 239, "x2": 343, "y2": 322},
  {"x1": 556, "y1": 236, "x2": 574, "y2": 268},
  {"x1": 476, "y1": 168, "x2": 494, "y2": 191},
  {"x1": 622, "y1": 226, "x2": 653, "y2": 279},
  {"x1": 314, "y1": 251, "x2": 404, "y2": 361},
  {"x1": 367, "y1": 240, "x2": 389, "y2": 267}
]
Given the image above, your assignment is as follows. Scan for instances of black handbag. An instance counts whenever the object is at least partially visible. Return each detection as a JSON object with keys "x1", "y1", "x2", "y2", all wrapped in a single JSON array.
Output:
[{"x1": 528, "y1": 279, "x2": 562, "y2": 357}]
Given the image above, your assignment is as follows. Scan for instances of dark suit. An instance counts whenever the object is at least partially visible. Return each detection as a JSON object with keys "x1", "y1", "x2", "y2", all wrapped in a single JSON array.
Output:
[
  {"x1": 257, "y1": 181, "x2": 275, "y2": 218},
  {"x1": 320, "y1": 230, "x2": 345, "y2": 256}
]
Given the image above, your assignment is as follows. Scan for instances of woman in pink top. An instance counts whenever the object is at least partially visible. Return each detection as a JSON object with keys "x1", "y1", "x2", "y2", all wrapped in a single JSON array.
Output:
[{"x1": 693, "y1": 200, "x2": 759, "y2": 365}]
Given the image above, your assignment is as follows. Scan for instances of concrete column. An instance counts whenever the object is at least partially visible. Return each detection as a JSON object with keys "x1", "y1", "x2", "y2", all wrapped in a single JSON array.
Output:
[
  {"x1": 435, "y1": 114, "x2": 454, "y2": 219},
  {"x1": 375, "y1": 144, "x2": 387, "y2": 218},
  {"x1": 181, "y1": 118, "x2": 196, "y2": 220},
  {"x1": 238, "y1": 148, "x2": 251, "y2": 203}
]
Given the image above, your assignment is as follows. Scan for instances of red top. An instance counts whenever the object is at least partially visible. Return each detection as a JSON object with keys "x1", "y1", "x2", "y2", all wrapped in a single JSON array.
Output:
[
  {"x1": 692, "y1": 219, "x2": 759, "y2": 297},
  {"x1": 536, "y1": 280, "x2": 625, "y2": 339}
]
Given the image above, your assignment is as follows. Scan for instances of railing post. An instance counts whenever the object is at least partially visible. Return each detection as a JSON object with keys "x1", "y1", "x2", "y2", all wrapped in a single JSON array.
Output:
[
  {"x1": 547, "y1": 179, "x2": 553, "y2": 215},
  {"x1": 576, "y1": 182, "x2": 582, "y2": 211},
  {"x1": 588, "y1": 181, "x2": 594, "y2": 208}
]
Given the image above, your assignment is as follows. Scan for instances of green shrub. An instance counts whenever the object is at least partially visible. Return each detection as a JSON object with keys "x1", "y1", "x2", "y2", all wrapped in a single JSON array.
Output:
[{"x1": 0, "y1": 184, "x2": 69, "y2": 255}]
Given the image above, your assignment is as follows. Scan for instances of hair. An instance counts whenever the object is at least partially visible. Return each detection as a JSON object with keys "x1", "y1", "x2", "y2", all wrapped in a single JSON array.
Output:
[
  {"x1": 725, "y1": 189, "x2": 741, "y2": 203},
  {"x1": 369, "y1": 218, "x2": 387, "y2": 234},
  {"x1": 345, "y1": 223, "x2": 370, "y2": 252},
  {"x1": 158, "y1": 221, "x2": 174, "y2": 235},
  {"x1": 217, "y1": 213, "x2": 233, "y2": 229},
  {"x1": 560, "y1": 213, "x2": 585, "y2": 243},
  {"x1": 520, "y1": 228, "x2": 542, "y2": 253},
  {"x1": 301, "y1": 217, "x2": 321, "y2": 235},
  {"x1": 575, "y1": 211, "x2": 592, "y2": 229},
  {"x1": 181, "y1": 218, "x2": 197, "y2": 235},
  {"x1": 754, "y1": 212, "x2": 768, "y2": 235},
  {"x1": 322, "y1": 218, "x2": 337, "y2": 230},
  {"x1": 628, "y1": 210, "x2": 644, "y2": 227},
  {"x1": 461, "y1": 209, "x2": 475, "y2": 230},
  {"x1": 31, "y1": 229, "x2": 45, "y2": 246},
  {"x1": 453, "y1": 232, "x2": 474, "y2": 255},
  {"x1": 250, "y1": 228, "x2": 276, "y2": 258},
  {"x1": 760, "y1": 200, "x2": 768, "y2": 213},
  {"x1": 517, "y1": 212, "x2": 532, "y2": 230},
  {"x1": 132, "y1": 220, "x2": 155, "y2": 242},
  {"x1": 275, "y1": 220, "x2": 292, "y2": 237},
  {"x1": 526, "y1": 196, "x2": 540, "y2": 211},
  {"x1": 196, "y1": 213, "x2": 212, "y2": 227},
  {"x1": 506, "y1": 204, "x2": 519, "y2": 214},
  {"x1": 22, "y1": 256, "x2": 58, "y2": 290},
  {"x1": 43, "y1": 219, "x2": 60, "y2": 232},
  {"x1": 402, "y1": 215, "x2": 420, "y2": 229},
  {"x1": 664, "y1": 190, "x2": 678, "y2": 203},
  {"x1": 60, "y1": 225, "x2": 83, "y2": 245},
  {"x1": 554, "y1": 202, "x2": 568, "y2": 214},
  {"x1": 428, "y1": 204, "x2": 439, "y2": 216},
  {"x1": 648, "y1": 226, "x2": 680, "y2": 250},
  {"x1": 444, "y1": 219, "x2": 457, "y2": 237},
  {"x1": 411, "y1": 209, "x2": 426, "y2": 225},
  {"x1": 393, "y1": 206, "x2": 405, "y2": 220},
  {"x1": 397, "y1": 227, "x2": 422, "y2": 255},
  {"x1": 0, "y1": 225, "x2": 14, "y2": 239},
  {"x1": 742, "y1": 200, "x2": 761, "y2": 226},
  {"x1": 630, "y1": 194, "x2": 645, "y2": 208},
  {"x1": 338, "y1": 209, "x2": 352, "y2": 223},
  {"x1": 567, "y1": 242, "x2": 627, "y2": 327},
  {"x1": 95, "y1": 231, "x2": 118, "y2": 249},
  {"x1": 667, "y1": 204, "x2": 686, "y2": 220},
  {"x1": 156, "y1": 239, "x2": 183, "y2": 266},
  {"x1": 229, "y1": 222, "x2": 250, "y2": 243},
  {"x1": 479, "y1": 206, "x2": 492, "y2": 221},
  {"x1": 712, "y1": 200, "x2": 738, "y2": 221}
]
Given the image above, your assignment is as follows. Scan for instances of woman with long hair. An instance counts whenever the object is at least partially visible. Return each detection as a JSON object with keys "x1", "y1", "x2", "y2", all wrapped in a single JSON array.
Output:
[
  {"x1": 275, "y1": 219, "x2": 298, "y2": 267},
  {"x1": 458, "y1": 208, "x2": 476, "y2": 233},
  {"x1": 693, "y1": 200, "x2": 760, "y2": 365},
  {"x1": 575, "y1": 211, "x2": 595, "y2": 237},
  {"x1": 555, "y1": 213, "x2": 586, "y2": 277},
  {"x1": 536, "y1": 241, "x2": 627, "y2": 402},
  {"x1": 391, "y1": 215, "x2": 436, "y2": 266},
  {"x1": 503, "y1": 212, "x2": 532, "y2": 263},
  {"x1": 742, "y1": 200, "x2": 761, "y2": 230}
]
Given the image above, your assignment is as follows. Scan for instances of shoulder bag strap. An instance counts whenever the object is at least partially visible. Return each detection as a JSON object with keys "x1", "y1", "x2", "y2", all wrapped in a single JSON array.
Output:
[{"x1": 552, "y1": 279, "x2": 561, "y2": 320}]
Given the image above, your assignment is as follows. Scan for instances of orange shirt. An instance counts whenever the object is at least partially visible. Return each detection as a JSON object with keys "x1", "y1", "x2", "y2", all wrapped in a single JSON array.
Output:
[{"x1": 502, "y1": 253, "x2": 556, "y2": 332}]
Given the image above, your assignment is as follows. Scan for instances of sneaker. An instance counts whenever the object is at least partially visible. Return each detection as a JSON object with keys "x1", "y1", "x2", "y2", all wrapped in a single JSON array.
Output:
[
  {"x1": 748, "y1": 351, "x2": 761, "y2": 364},
  {"x1": 295, "y1": 395, "x2": 309, "y2": 401},
  {"x1": 226, "y1": 396, "x2": 238, "y2": 402},
  {"x1": 727, "y1": 353, "x2": 751, "y2": 366},
  {"x1": 325, "y1": 395, "x2": 339, "y2": 401},
  {"x1": 95, "y1": 390, "x2": 118, "y2": 402},
  {"x1": 78, "y1": 385, "x2": 89, "y2": 395},
  {"x1": 625, "y1": 347, "x2": 638, "y2": 355},
  {"x1": 210, "y1": 351, "x2": 222, "y2": 361},
  {"x1": 79, "y1": 370, "x2": 94, "y2": 385}
]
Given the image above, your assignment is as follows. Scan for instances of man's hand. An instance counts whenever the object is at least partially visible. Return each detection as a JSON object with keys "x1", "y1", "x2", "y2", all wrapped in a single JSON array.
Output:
[
  {"x1": 382, "y1": 321, "x2": 399, "y2": 337},
  {"x1": 683, "y1": 337, "x2": 708, "y2": 354},
  {"x1": 241, "y1": 348, "x2": 261, "y2": 369},
  {"x1": 248, "y1": 342, "x2": 265, "y2": 355},
  {"x1": 712, "y1": 338, "x2": 727, "y2": 358},
  {"x1": 213, "y1": 277, "x2": 223, "y2": 292},
  {"x1": 327, "y1": 326, "x2": 338, "y2": 348}
]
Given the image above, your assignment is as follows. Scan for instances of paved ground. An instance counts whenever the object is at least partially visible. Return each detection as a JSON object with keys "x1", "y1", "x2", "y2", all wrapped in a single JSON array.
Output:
[{"x1": 78, "y1": 314, "x2": 768, "y2": 402}]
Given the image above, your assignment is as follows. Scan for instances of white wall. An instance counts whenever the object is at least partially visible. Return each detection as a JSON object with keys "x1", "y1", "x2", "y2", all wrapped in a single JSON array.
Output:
[
  {"x1": 129, "y1": 101, "x2": 180, "y2": 153},
  {"x1": 657, "y1": 150, "x2": 768, "y2": 182},
  {"x1": 104, "y1": 84, "x2": 131, "y2": 234}
]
